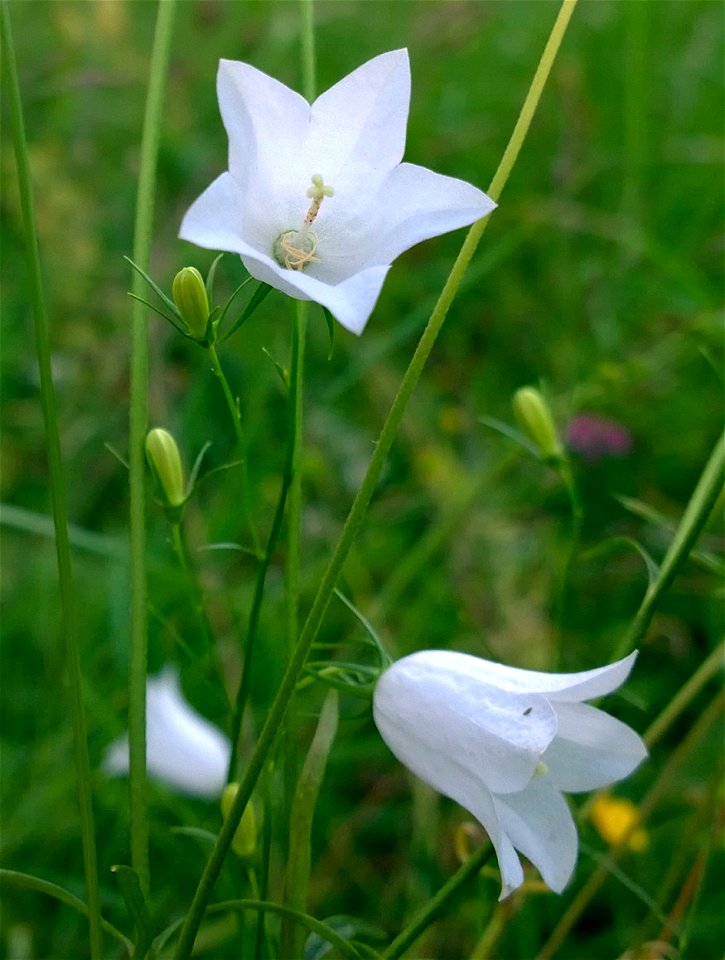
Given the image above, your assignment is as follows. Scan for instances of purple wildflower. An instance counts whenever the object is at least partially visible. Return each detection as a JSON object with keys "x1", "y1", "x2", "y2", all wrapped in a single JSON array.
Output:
[{"x1": 566, "y1": 414, "x2": 633, "y2": 463}]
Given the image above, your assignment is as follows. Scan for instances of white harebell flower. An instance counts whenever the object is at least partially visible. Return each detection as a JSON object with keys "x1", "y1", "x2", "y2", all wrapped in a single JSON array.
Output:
[
  {"x1": 104, "y1": 668, "x2": 230, "y2": 799},
  {"x1": 179, "y1": 49, "x2": 496, "y2": 335},
  {"x1": 373, "y1": 650, "x2": 647, "y2": 899}
]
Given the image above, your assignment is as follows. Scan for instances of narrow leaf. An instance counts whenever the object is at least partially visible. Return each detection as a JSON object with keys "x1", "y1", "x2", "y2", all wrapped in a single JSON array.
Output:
[
  {"x1": 221, "y1": 282, "x2": 273, "y2": 342},
  {"x1": 111, "y1": 864, "x2": 152, "y2": 957},
  {"x1": 0, "y1": 869, "x2": 132, "y2": 954}
]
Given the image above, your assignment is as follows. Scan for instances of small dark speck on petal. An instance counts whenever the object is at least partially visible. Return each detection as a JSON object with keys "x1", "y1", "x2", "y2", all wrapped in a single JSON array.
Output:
[{"x1": 523, "y1": 707, "x2": 532, "y2": 716}]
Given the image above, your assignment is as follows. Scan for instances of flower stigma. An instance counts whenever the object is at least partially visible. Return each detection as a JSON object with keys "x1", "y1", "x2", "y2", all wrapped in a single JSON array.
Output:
[{"x1": 273, "y1": 174, "x2": 335, "y2": 271}]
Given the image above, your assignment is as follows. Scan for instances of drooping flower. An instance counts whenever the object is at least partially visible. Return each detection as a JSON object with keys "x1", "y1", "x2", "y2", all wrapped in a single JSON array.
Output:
[
  {"x1": 373, "y1": 650, "x2": 647, "y2": 899},
  {"x1": 103, "y1": 668, "x2": 230, "y2": 799},
  {"x1": 179, "y1": 49, "x2": 496, "y2": 335}
]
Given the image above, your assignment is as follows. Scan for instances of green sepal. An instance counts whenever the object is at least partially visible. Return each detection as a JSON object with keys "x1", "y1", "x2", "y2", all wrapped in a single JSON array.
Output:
[
  {"x1": 205, "y1": 253, "x2": 225, "y2": 302},
  {"x1": 321, "y1": 306, "x2": 335, "y2": 360},
  {"x1": 262, "y1": 347, "x2": 290, "y2": 387}
]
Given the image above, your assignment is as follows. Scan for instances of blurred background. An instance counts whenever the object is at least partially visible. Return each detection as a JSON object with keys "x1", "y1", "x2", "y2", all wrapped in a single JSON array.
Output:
[{"x1": 1, "y1": 2, "x2": 723, "y2": 957}]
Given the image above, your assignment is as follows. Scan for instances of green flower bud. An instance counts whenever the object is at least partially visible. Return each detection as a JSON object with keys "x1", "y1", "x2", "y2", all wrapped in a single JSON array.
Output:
[
  {"x1": 221, "y1": 783, "x2": 257, "y2": 859},
  {"x1": 145, "y1": 428, "x2": 185, "y2": 509},
  {"x1": 512, "y1": 386, "x2": 564, "y2": 463},
  {"x1": 172, "y1": 266, "x2": 210, "y2": 340}
]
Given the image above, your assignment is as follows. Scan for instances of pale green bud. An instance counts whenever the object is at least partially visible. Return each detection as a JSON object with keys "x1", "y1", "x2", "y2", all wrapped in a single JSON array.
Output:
[
  {"x1": 221, "y1": 783, "x2": 257, "y2": 859},
  {"x1": 145, "y1": 428, "x2": 185, "y2": 509},
  {"x1": 512, "y1": 386, "x2": 564, "y2": 462},
  {"x1": 172, "y1": 266, "x2": 210, "y2": 340}
]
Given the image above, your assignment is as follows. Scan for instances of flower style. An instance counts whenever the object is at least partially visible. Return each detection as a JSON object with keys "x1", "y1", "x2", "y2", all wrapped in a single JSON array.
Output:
[
  {"x1": 103, "y1": 668, "x2": 230, "y2": 799},
  {"x1": 373, "y1": 650, "x2": 647, "y2": 899},
  {"x1": 179, "y1": 49, "x2": 496, "y2": 335}
]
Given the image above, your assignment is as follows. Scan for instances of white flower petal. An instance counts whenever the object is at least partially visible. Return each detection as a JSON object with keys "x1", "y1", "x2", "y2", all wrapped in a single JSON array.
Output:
[
  {"x1": 242, "y1": 249, "x2": 390, "y2": 335},
  {"x1": 179, "y1": 172, "x2": 248, "y2": 252},
  {"x1": 423, "y1": 650, "x2": 639, "y2": 703},
  {"x1": 218, "y1": 59, "x2": 309, "y2": 192},
  {"x1": 374, "y1": 653, "x2": 557, "y2": 794},
  {"x1": 103, "y1": 669, "x2": 230, "y2": 799},
  {"x1": 372, "y1": 163, "x2": 497, "y2": 264},
  {"x1": 305, "y1": 49, "x2": 410, "y2": 195},
  {"x1": 545, "y1": 701, "x2": 648, "y2": 792},
  {"x1": 494, "y1": 777, "x2": 578, "y2": 895}
]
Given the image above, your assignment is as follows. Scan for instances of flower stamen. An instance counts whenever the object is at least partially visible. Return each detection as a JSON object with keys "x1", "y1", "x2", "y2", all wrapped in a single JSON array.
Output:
[{"x1": 273, "y1": 175, "x2": 334, "y2": 271}]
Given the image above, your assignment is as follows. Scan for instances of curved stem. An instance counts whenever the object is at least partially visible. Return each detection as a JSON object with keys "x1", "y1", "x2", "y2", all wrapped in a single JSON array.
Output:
[
  {"x1": 614, "y1": 427, "x2": 724, "y2": 659},
  {"x1": 173, "y1": 3, "x2": 578, "y2": 954},
  {"x1": 208, "y1": 342, "x2": 261, "y2": 556},
  {"x1": 0, "y1": 5, "x2": 103, "y2": 954},
  {"x1": 381, "y1": 843, "x2": 494, "y2": 959}
]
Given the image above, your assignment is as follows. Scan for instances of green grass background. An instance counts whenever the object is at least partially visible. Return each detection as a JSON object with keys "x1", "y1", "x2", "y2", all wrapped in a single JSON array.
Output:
[{"x1": 1, "y1": 1, "x2": 723, "y2": 958}]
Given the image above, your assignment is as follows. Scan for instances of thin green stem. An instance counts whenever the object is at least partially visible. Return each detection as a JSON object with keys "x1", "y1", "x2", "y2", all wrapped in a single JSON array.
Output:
[
  {"x1": 299, "y1": 0, "x2": 316, "y2": 102},
  {"x1": 643, "y1": 639, "x2": 724, "y2": 750},
  {"x1": 174, "y1": 4, "x2": 577, "y2": 953},
  {"x1": 226, "y1": 315, "x2": 304, "y2": 779},
  {"x1": 281, "y1": 691, "x2": 338, "y2": 959},
  {"x1": 382, "y1": 844, "x2": 494, "y2": 959},
  {"x1": 128, "y1": 0, "x2": 176, "y2": 898},
  {"x1": 1, "y1": 5, "x2": 103, "y2": 954},
  {"x1": 208, "y1": 342, "x2": 260, "y2": 556},
  {"x1": 538, "y1": 691, "x2": 724, "y2": 960},
  {"x1": 283, "y1": 300, "x2": 307, "y2": 829},
  {"x1": 170, "y1": 523, "x2": 231, "y2": 708},
  {"x1": 551, "y1": 460, "x2": 583, "y2": 669},
  {"x1": 614, "y1": 427, "x2": 724, "y2": 659}
]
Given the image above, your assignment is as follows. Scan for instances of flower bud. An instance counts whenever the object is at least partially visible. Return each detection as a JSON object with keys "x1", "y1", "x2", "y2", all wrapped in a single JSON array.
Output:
[
  {"x1": 512, "y1": 386, "x2": 564, "y2": 463},
  {"x1": 145, "y1": 428, "x2": 185, "y2": 509},
  {"x1": 172, "y1": 266, "x2": 210, "y2": 340},
  {"x1": 221, "y1": 783, "x2": 257, "y2": 858}
]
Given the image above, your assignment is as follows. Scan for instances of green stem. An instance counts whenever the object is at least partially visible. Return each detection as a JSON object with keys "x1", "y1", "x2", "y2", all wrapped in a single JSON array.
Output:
[
  {"x1": 283, "y1": 300, "x2": 307, "y2": 824},
  {"x1": 170, "y1": 523, "x2": 231, "y2": 708},
  {"x1": 0, "y1": 5, "x2": 103, "y2": 955},
  {"x1": 208, "y1": 342, "x2": 260, "y2": 556},
  {"x1": 538, "y1": 691, "x2": 724, "y2": 960},
  {"x1": 614, "y1": 427, "x2": 724, "y2": 659},
  {"x1": 128, "y1": 0, "x2": 176, "y2": 899},
  {"x1": 173, "y1": 3, "x2": 577, "y2": 953},
  {"x1": 299, "y1": 0, "x2": 316, "y2": 102},
  {"x1": 226, "y1": 313, "x2": 305, "y2": 779},
  {"x1": 551, "y1": 460, "x2": 583, "y2": 669},
  {"x1": 281, "y1": 691, "x2": 338, "y2": 959},
  {"x1": 643, "y1": 639, "x2": 724, "y2": 751},
  {"x1": 382, "y1": 844, "x2": 494, "y2": 959}
]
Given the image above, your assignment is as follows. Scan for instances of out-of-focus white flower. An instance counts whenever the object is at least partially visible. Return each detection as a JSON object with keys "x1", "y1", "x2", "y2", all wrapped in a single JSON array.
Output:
[
  {"x1": 104, "y1": 668, "x2": 230, "y2": 799},
  {"x1": 179, "y1": 49, "x2": 495, "y2": 335},
  {"x1": 373, "y1": 650, "x2": 647, "y2": 899}
]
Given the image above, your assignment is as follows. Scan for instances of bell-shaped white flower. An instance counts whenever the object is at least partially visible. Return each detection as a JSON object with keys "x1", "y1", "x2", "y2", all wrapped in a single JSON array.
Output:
[
  {"x1": 179, "y1": 49, "x2": 496, "y2": 335},
  {"x1": 103, "y1": 668, "x2": 230, "y2": 799},
  {"x1": 373, "y1": 650, "x2": 647, "y2": 900}
]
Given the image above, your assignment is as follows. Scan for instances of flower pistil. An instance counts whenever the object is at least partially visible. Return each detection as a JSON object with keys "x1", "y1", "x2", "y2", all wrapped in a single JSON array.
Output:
[{"x1": 273, "y1": 174, "x2": 334, "y2": 271}]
